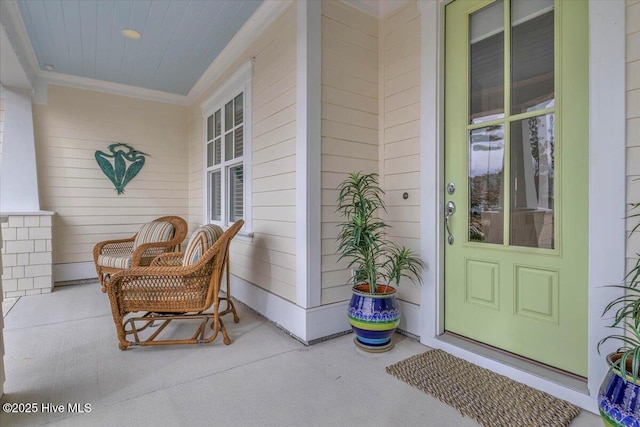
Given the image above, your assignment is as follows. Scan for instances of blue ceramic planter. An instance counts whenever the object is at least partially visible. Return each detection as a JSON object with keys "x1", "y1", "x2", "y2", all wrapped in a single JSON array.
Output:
[
  {"x1": 599, "y1": 353, "x2": 640, "y2": 427},
  {"x1": 347, "y1": 284, "x2": 400, "y2": 352}
]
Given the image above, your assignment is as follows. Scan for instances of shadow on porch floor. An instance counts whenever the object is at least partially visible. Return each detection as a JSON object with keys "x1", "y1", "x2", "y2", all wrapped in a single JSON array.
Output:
[{"x1": 1, "y1": 284, "x2": 600, "y2": 426}]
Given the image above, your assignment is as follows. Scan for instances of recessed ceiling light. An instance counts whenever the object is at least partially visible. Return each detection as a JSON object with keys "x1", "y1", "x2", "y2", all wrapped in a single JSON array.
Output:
[
  {"x1": 121, "y1": 29, "x2": 141, "y2": 39},
  {"x1": 44, "y1": 63, "x2": 55, "y2": 71}
]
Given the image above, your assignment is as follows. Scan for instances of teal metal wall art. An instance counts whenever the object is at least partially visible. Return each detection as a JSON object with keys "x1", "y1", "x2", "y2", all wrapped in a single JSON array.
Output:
[{"x1": 95, "y1": 143, "x2": 149, "y2": 195}]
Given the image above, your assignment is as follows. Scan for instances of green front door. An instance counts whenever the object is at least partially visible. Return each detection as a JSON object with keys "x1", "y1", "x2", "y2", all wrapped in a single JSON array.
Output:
[{"x1": 444, "y1": 0, "x2": 588, "y2": 376}]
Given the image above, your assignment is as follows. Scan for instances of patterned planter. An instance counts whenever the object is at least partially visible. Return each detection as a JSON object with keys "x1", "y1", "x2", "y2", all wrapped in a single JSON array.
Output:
[
  {"x1": 347, "y1": 284, "x2": 400, "y2": 352},
  {"x1": 599, "y1": 353, "x2": 640, "y2": 427}
]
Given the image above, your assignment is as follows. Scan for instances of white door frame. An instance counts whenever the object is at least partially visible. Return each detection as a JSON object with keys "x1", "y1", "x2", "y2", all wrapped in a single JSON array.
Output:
[{"x1": 417, "y1": 0, "x2": 627, "y2": 412}]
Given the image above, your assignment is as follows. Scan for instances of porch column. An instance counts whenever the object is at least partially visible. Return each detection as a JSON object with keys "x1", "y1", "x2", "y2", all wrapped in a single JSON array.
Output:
[
  {"x1": 0, "y1": 86, "x2": 54, "y2": 297},
  {"x1": 0, "y1": 86, "x2": 40, "y2": 211},
  {"x1": 296, "y1": 0, "x2": 322, "y2": 309}
]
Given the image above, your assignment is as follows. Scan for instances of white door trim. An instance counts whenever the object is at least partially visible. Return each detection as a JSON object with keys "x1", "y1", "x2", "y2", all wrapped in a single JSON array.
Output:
[{"x1": 417, "y1": 0, "x2": 626, "y2": 412}]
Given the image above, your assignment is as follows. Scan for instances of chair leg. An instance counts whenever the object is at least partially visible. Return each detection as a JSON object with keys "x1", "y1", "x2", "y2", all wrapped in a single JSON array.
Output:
[{"x1": 220, "y1": 258, "x2": 239, "y2": 323}]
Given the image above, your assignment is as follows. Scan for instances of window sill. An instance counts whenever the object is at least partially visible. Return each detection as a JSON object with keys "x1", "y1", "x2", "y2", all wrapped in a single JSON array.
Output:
[{"x1": 235, "y1": 230, "x2": 254, "y2": 243}]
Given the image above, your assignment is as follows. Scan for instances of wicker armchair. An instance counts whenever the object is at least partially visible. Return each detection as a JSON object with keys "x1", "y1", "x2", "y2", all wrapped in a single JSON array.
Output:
[
  {"x1": 105, "y1": 220, "x2": 243, "y2": 350},
  {"x1": 93, "y1": 216, "x2": 188, "y2": 292}
]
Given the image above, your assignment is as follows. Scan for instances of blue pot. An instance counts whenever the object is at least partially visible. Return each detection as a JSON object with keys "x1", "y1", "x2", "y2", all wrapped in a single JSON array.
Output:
[
  {"x1": 599, "y1": 353, "x2": 640, "y2": 427},
  {"x1": 347, "y1": 284, "x2": 400, "y2": 352}
]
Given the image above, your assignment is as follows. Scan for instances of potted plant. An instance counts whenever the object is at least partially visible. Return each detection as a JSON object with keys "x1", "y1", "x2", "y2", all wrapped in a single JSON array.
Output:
[
  {"x1": 598, "y1": 201, "x2": 640, "y2": 426},
  {"x1": 336, "y1": 172, "x2": 424, "y2": 352}
]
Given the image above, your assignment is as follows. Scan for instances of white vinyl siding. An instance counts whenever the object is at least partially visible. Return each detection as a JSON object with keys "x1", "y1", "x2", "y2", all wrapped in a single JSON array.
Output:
[
  {"x1": 320, "y1": 1, "x2": 379, "y2": 305},
  {"x1": 189, "y1": 3, "x2": 297, "y2": 302},
  {"x1": 627, "y1": 0, "x2": 640, "y2": 275},
  {"x1": 381, "y1": 2, "x2": 421, "y2": 304},
  {"x1": 33, "y1": 84, "x2": 189, "y2": 265}
]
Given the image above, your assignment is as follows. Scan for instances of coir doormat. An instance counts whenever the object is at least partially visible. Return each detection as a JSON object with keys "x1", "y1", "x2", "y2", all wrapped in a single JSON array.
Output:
[{"x1": 386, "y1": 350, "x2": 581, "y2": 427}]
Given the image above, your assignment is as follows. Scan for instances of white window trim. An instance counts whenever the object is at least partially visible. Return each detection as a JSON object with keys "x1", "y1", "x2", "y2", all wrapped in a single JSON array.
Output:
[{"x1": 201, "y1": 60, "x2": 253, "y2": 238}]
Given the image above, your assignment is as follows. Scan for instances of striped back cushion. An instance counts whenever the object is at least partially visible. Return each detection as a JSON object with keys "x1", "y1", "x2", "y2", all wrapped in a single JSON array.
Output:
[
  {"x1": 133, "y1": 221, "x2": 175, "y2": 249},
  {"x1": 182, "y1": 224, "x2": 224, "y2": 266}
]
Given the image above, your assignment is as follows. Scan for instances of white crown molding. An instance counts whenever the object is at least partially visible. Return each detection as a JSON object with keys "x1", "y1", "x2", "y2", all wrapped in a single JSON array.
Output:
[
  {"x1": 0, "y1": 0, "x2": 39, "y2": 88},
  {"x1": 36, "y1": 70, "x2": 189, "y2": 105},
  {"x1": 341, "y1": 0, "x2": 409, "y2": 18},
  {"x1": 187, "y1": 0, "x2": 292, "y2": 104}
]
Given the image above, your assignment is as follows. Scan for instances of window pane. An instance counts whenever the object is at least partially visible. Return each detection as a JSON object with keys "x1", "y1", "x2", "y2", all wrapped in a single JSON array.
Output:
[
  {"x1": 210, "y1": 170, "x2": 221, "y2": 221},
  {"x1": 214, "y1": 110, "x2": 221, "y2": 138},
  {"x1": 207, "y1": 115, "x2": 213, "y2": 141},
  {"x1": 225, "y1": 101, "x2": 233, "y2": 130},
  {"x1": 228, "y1": 165, "x2": 244, "y2": 222},
  {"x1": 470, "y1": 0, "x2": 504, "y2": 124},
  {"x1": 225, "y1": 132, "x2": 233, "y2": 161},
  {"x1": 207, "y1": 142, "x2": 213, "y2": 167},
  {"x1": 510, "y1": 114, "x2": 554, "y2": 249},
  {"x1": 214, "y1": 138, "x2": 221, "y2": 165},
  {"x1": 511, "y1": 0, "x2": 554, "y2": 115},
  {"x1": 469, "y1": 124, "x2": 505, "y2": 244},
  {"x1": 234, "y1": 93, "x2": 243, "y2": 126},
  {"x1": 234, "y1": 126, "x2": 243, "y2": 158}
]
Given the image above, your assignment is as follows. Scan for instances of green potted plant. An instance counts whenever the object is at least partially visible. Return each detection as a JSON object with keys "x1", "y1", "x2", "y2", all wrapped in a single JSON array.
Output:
[
  {"x1": 336, "y1": 172, "x2": 424, "y2": 352},
  {"x1": 597, "y1": 201, "x2": 640, "y2": 426}
]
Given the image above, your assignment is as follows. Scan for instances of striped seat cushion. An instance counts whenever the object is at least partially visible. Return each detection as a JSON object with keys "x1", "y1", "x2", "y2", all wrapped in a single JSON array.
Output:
[
  {"x1": 182, "y1": 224, "x2": 224, "y2": 266},
  {"x1": 133, "y1": 221, "x2": 175, "y2": 249},
  {"x1": 97, "y1": 254, "x2": 132, "y2": 269}
]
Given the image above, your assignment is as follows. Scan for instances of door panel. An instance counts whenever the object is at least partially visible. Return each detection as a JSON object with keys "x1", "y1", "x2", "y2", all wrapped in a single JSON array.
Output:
[{"x1": 444, "y1": 0, "x2": 588, "y2": 376}]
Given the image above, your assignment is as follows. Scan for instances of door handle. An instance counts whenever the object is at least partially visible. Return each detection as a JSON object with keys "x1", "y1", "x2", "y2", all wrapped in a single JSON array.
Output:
[{"x1": 445, "y1": 201, "x2": 456, "y2": 245}]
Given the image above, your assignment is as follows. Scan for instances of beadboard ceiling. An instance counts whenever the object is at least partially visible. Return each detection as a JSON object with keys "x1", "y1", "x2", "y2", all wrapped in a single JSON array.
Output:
[{"x1": 13, "y1": 0, "x2": 263, "y2": 96}]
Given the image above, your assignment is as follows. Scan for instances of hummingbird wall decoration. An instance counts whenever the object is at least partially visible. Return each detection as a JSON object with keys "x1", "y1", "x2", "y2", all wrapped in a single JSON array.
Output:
[{"x1": 95, "y1": 143, "x2": 149, "y2": 195}]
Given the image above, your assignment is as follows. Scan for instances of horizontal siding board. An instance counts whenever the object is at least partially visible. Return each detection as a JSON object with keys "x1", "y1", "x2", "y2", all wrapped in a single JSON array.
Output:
[
  {"x1": 321, "y1": 154, "x2": 378, "y2": 173},
  {"x1": 386, "y1": 68, "x2": 420, "y2": 97},
  {"x1": 385, "y1": 16, "x2": 420, "y2": 51},
  {"x1": 385, "y1": 103, "x2": 420, "y2": 128},
  {"x1": 322, "y1": 33, "x2": 378, "y2": 69},
  {"x1": 253, "y1": 122, "x2": 296, "y2": 151},
  {"x1": 253, "y1": 172, "x2": 296, "y2": 193},
  {"x1": 322, "y1": 86, "x2": 377, "y2": 114},
  {"x1": 253, "y1": 104, "x2": 296, "y2": 138},
  {"x1": 254, "y1": 69, "x2": 296, "y2": 110},
  {"x1": 322, "y1": 0, "x2": 378, "y2": 37},
  {"x1": 322, "y1": 67, "x2": 378, "y2": 99},
  {"x1": 385, "y1": 36, "x2": 420, "y2": 68},
  {"x1": 252, "y1": 219, "x2": 296, "y2": 239},
  {"x1": 384, "y1": 51, "x2": 420, "y2": 79},
  {"x1": 384, "y1": 137, "x2": 420, "y2": 159},
  {"x1": 384, "y1": 120, "x2": 420, "y2": 144},
  {"x1": 253, "y1": 138, "x2": 296, "y2": 165},
  {"x1": 322, "y1": 137, "x2": 378, "y2": 160},
  {"x1": 253, "y1": 206, "x2": 296, "y2": 222},
  {"x1": 384, "y1": 172, "x2": 420, "y2": 191},
  {"x1": 252, "y1": 189, "x2": 296, "y2": 207},
  {"x1": 386, "y1": 86, "x2": 420, "y2": 112},
  {"x1": 253, "y1": 86, "x2": 296, "y2": 124},
  {"x1": 253, "y1": 155, "x2": 296, "y2": 179},
  {"x1": 385, "y1": 2, "x2": 418, "y2": 35},
  {"x1": 321, "y1": 16, "x2": 377, "y2": 53},
  {"x1": 323, "y1": 49, "x2": 378, "y2": 84},
  {"x1": 385, "y1": 155, "x2": 420, "y2": 174},
  {"x1": 322, "y1": 103, "x2": 378, "y2": 130},
  {"x1": 321, "y1": 284, "x2": 352, "y2": 305},
  {"x1": 321, "y1": 120, "x2": 378, "y2": 144}
]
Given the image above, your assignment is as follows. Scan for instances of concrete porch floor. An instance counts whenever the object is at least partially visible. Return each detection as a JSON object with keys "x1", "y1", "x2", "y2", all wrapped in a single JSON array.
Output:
[{"x1": 1, "y1": 284, "x2": 600, "y2": 426}]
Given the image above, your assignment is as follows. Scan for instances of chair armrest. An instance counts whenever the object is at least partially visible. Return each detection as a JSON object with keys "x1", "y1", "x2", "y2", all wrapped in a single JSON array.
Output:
[
  {"x1": 93, "y1": 237, "x2": 135, "y2": 263},
  {"x1": 130, "y1": 241, "x2": 180, "y2": 267},
  {"x1": 151, "y1": 252, "x2": 185, "y2": 267}
]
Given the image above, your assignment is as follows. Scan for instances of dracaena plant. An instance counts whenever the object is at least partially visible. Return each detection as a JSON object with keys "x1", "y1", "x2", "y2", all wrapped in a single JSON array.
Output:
[
  {"x1": 335, "y1": 172, "x2": 424, "y2": 294},
  {"x1": 598, "y1": 201, "x2": 640, "y2": 381}
]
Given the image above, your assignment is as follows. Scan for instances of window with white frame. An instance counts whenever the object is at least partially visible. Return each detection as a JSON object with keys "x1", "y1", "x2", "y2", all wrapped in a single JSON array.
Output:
[{"x1": 202, "y1": 62, "x2": 252, "y2": 231}]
